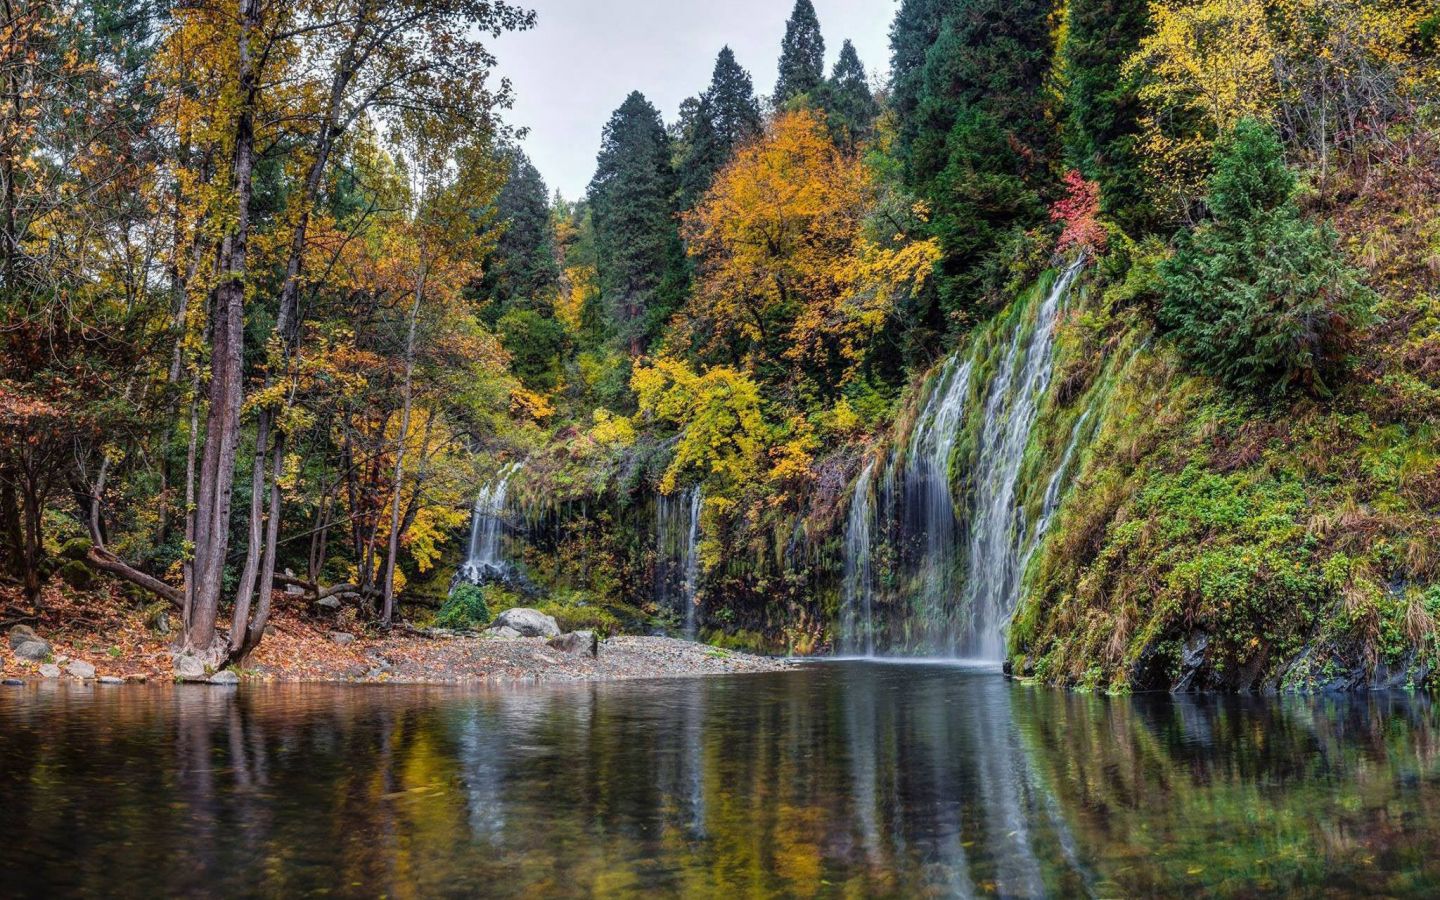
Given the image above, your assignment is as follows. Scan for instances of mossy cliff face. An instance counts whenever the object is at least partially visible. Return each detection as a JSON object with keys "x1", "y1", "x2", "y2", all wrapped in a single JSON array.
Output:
[{"x1": 1010, "y1": 149, "x2": 1440, "y2": 692}]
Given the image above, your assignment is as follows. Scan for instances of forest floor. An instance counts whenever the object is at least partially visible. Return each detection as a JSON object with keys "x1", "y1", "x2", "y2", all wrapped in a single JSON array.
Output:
[{"x1": 0, "y1": 583, "x2": 790, "y2": 685}]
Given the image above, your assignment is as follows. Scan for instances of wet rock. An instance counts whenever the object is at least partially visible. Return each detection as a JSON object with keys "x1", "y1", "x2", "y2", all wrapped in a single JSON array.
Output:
[
  {"x1": 548, "y1": 631, "x2": 599, "y2": 658},
  {"x1": 38, "y1": 663, "x2": 60, "y2": 679},
  {"x1": 1171, "y1": 632, "x2": 1209, "y2": 693},
  {"x1": 2, "y1": 678, "x2": 22, "y2": 686},
  {"x1": 209, "y1": 670, "x2": 240, "y2": 685},
  {"x1": 173, "y1": 654, "x2": 207, "y2": 682},
  {"x1": 65, "y1": 660, "x2": 96, "y2": 680},
  {"x1": 14, "y1": 640, "x2": 50, "y2": 662},
  {"x1": 329, "y1": 631, "x2": 356, "y2": 646},
  {"x1": 490, "y1": 608, "x2": 560, "y2": 639},
  {"x1": 98, "y1": 676, "x2": 124, "y2": 684}
]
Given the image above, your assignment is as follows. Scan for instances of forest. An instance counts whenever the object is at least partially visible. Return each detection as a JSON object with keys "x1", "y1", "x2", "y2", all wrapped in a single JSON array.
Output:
[{"x1": 3, "y1": 0, "x2": 1440, "y2": 691}]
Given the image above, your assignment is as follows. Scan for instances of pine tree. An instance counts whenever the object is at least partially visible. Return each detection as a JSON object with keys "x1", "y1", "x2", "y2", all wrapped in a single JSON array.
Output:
[
  {"x1": 775, "y1": 0, "x2": 825, "y2": 104},
  {"x1": 1064, "y1": 0, "x2": 1151, "y2": 229},
  {"x1": 677, "y1": 47, "x2": 763, "y2": 207},
  {"x1": 822, "y1": 39, "x2": 877, "y2": 145},
  {"x1": 588, "y1": 92, "x2": 688, "y2": 355},
  {"x1": 887, "y1": 0, "x2": 1056, "y2": 323},
  {"x1": 478, "y1": 148, "x2": 561, "y2": 320}
]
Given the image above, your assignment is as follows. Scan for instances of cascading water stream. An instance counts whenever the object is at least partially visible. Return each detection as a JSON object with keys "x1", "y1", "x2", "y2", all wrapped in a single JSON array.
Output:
[
  {"x1": 840, "y1": 461, "x2": 877, "y2": 656},
  {"x1": 656, "y1": 487, "x2": 704, "y2": 638},
  {"x1": 458, "y1": 462, "x2": 519, "y2": 584},
  {"x1": 961, "y1": 259, "x2": 1082, "y2": 659},
  {"x1": 836, "y1": 259, "x2": 1086, "y2": 658}
]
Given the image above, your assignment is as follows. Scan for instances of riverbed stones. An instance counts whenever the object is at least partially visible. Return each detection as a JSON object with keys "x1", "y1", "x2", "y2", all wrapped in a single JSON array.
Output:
[
  {"x1": 173, "y1": 654, "x2": 207, "y2": 682},
  {"x1": 490, "y1": 608, "x2": 560, "y2": 639},
  {"x1": 548, "y1": 631, "x2": 599, "y2": 658},
  {"x1": 209, "y1": 670, "x2": 240, "y2": 685},
  {"x1": 8, "y1": 625, "x2": 50, "y2": 661},
  {"x1": 38, "y1": 663, "x2": 60, "y2": 679},
  {"x1": 65, "y1": 660, "x2": 96, "y2": 680},
  {"x1": 329, "y1": 631, "x2": 356, "y2": 646}
]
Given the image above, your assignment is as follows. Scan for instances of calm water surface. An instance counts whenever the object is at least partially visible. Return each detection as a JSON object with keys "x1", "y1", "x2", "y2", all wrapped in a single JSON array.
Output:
[{"x1": 2, "y1": 662, "x2": 1440, "y2": 897}]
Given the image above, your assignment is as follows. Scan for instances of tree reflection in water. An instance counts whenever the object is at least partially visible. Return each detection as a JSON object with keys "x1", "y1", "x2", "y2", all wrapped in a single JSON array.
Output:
[{"x1": 3, "y1": 668, "x2": 1440, "y2": 896}]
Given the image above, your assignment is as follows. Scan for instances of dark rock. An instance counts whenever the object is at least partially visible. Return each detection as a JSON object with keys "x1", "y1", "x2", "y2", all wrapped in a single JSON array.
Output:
[
  {"x1": 7, "y1": 624, "x2": 41, "y2": 651},
  {"x1": 14, "y1": 640, "x2": 51, "y2": 662},
  {"x1": 2, "y1": 678, "x2": 22, "y2": 686},
  {"x1": 548, "y1": 631, "x2": 599, "y2": 657},
  {"x1": 98, "y1": 676, "x2": 124, "y2": 685},
  {"x1": 490, "y1": 608, "x2": 560, "y2": 639},
  {"x1": 1170, "y1": 631, "x2": 1209, "y2": 693},
  {"x1": 57, "y1": 559, "x2": 94, "y2": 590}
]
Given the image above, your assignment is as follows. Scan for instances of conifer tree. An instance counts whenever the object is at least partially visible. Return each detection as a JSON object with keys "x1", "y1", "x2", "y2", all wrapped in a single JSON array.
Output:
[
  {"x1": 775, "y1": 0, "x2": 825, "y2": 104},
  {"x1": 588, "y1": 92, "x2": 688, "y2": 355},
  {"x1": 1064, "y1": 0, "x2": 1151, "y2": 229},
  {"x1": 678, "y1": 47, "x2": 763, "y2": 207},
  {"x1": 822, "y1": 39, "x2": 877, "y2": 144},
  {"x1": 479, "y1": 148, "x2": 561, "y2": 319}
]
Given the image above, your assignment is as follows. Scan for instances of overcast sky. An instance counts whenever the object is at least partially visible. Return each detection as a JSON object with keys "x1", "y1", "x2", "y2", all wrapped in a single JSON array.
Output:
[{"x1": 491, "y1": 0, "x2": 898, "y2": 200}]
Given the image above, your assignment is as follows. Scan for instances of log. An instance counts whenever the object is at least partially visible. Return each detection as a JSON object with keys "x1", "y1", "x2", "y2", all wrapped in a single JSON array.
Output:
[{"x1": 85, "y1": 548, "x2": 183, "y2": 606}]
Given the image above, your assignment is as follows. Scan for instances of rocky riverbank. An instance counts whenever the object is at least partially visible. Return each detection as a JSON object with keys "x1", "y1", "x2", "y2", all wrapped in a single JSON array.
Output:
[{"x1": 0, "y1": 587, "x2": 790, "y2": 686}]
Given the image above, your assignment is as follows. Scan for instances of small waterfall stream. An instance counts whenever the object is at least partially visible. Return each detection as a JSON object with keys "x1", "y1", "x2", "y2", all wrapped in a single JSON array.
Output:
[
  {"x1": 840, "y1": 461, "x2": 877, "y2": 656},
  {"x1": 839, "y1": 260, "x2": 1086, "y2": 658},
  {"x1": 656, "y1": 487, "x2": 703, "y2": 638},
  {"x1": 458, "y1": 463, "x2": 519, "y2": 584}
]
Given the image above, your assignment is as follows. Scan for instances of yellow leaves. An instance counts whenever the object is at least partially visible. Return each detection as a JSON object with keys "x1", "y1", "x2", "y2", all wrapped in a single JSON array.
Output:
[
  {"x1": 510, "y1": 386, "x2": 555, "y2": 422},
  {"x1": 589, "y1": 409, "x2": 636, "y2": 448},
  {"x1": 682, "y1": 110, "x2": 937, "y2": 390},
  {"x1": 557, "y1": 264, "x2": 596, "y2": 334},
  {"x1": 633, "y1": 355, "x2": 767, "y2": 495}
]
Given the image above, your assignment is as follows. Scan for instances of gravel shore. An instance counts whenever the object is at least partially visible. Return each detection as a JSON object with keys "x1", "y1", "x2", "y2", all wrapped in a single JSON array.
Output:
[{"x1": 258, "y1": 633, "x2": 793, "y2": 685}]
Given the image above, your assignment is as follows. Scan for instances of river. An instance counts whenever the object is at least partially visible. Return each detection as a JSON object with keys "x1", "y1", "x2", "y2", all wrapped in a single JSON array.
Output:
[{"x1": 2, "y1": 663, "x2": 1439, "y2": 897}]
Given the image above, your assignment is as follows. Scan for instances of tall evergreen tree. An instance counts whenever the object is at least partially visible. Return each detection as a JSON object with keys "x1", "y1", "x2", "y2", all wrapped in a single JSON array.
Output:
[
  {"x1": 478, "y1": 148, "x2": 561, "y2": 320},
  {"x1": 888, "y1": 0, "x2": 1056, "y2": 323},
  {"x1": 1064, "y1": 0, "x2": 1151, "y2": 230},
  {"x1": 678, "y1": 47, "x2": 763, "y2": 206},
  {"x1": 822, "y1": 39, "x2": 877, "y2": 145},
  {"x1": 775, "y1": 0, "x2": 825, "y2": 104},
  {"x1": 588, "y1": 92, "x2": 688, "y2": 356}
]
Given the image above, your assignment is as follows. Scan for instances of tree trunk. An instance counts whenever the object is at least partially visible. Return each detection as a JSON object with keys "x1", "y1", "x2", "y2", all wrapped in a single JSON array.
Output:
[
  {"x1": 380, "y1": 270, "x2": 426, "y2": 628},
  {"x1": 185, "y1": 0, "x2": 260, "y2": 653}
]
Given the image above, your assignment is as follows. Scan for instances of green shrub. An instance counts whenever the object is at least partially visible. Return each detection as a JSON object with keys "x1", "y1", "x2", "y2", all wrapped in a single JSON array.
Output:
[
  {"x1": 435, "y1": 583, "x2": 493, "y2": 631},
  {"x1": 1159, "y1": 119, "x2": 1372, "y2": 397}
]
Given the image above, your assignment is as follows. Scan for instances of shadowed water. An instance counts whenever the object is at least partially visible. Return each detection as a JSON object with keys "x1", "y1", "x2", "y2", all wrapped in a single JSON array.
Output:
[{"x1": 4, "y1": 666, "x2": 1440, "y2": 897}]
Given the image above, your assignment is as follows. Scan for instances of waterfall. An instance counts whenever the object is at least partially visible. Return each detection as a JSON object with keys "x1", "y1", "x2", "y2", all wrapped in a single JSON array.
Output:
[
  {"x1": 656, "y1": 487, "x2": 703, "y2": 638},
  {"x1": 961, "y1": 260, "x2": 1082, "y2": 659},
  {"x1": 837, "y1": 259, "x2": 1086, "y2": 658},
  {"x1": 840, "y1": 461, "x2": 877, "y2": 656},
  {"x1": 902, "y1": 356, "x2": 975, "y2": 648},
  {"x1": 458, "y1": 463, "x2": 519, "y2": 584}
]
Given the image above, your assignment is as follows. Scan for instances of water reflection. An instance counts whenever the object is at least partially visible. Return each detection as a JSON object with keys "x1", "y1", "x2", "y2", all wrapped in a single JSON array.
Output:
[{"x1": 4, "y1": 668, "x2": 1440, "y2": 896}]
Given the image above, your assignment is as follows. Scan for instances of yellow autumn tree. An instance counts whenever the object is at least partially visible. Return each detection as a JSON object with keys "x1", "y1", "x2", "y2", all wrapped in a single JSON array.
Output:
[
  {"x1": 682, "y1": 109, "x2": 939, "y2": 395},
  {"x1": 632, "y1": 355, "x2": 767, "y2": 495}
]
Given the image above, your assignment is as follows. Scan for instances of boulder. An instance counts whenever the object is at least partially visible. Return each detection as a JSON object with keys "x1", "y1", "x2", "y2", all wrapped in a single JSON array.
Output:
[
  {"x1": 486, "y1": 625, "x2": 522, "y2": 639},
  {"x1": 329, "y1": 631, "x2": 356, "y2": 646},
  {"x1": 7, "y1": 624, "x2": 41, "y2": 650},
  {"x1": 173, "y1": 654, "x2": 207, "y2": 682},
  {"x1": 316, "y1": 596, "x2": 341, "y2": 611},
  {"x1": 209, "y1": 670, "x2": 240, "y2": 685},
  {"x1": 490, "y1": 608, "x2": 560, "y2": 639},
  {"x1": 38, "y1": 663, "x2": 61, "y2": 679},
  {"x1": 65, "y1": 660, "x2": 96, "y2": 680},
  {"x1": 14, "y1": 640, "x2": 51, "y2": 662},
  {"x1": 548, "y1": 631, "x2": 599, "y2": 658}
]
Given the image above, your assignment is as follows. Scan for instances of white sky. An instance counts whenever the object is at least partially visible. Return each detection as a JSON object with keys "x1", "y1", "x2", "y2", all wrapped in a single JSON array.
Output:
[{"x1": 491, "y1": 0, "x2": 898, "y2": 200}]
